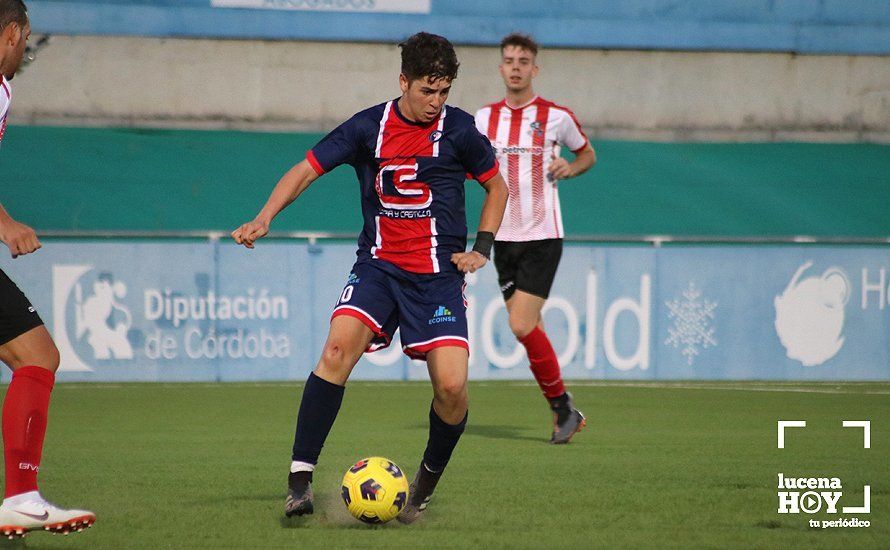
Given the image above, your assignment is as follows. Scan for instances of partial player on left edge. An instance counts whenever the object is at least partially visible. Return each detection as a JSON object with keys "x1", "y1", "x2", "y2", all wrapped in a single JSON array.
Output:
[{"x1": 0, "y1": 0, "x2": 96, "y2": 539}]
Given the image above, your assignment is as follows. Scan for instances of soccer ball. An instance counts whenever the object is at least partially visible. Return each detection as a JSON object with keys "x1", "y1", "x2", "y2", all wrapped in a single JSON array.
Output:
[{"x1": 341, "y1": 457, "x2": 409, "y2": 524}]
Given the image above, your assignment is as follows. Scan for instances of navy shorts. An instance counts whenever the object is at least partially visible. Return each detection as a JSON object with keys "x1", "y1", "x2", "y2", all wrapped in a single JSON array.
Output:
[
  {"x1": 0, "y1": 268, "x2": 44, "y2": 346},
  {"x1": 331, "y1": 261, "x2": 468, "y2": 361}
]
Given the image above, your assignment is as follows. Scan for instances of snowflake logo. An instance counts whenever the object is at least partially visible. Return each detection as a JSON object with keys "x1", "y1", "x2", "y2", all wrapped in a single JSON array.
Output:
[{"x1": 665, "y1": 282, "x2": 717, "y2": 365}]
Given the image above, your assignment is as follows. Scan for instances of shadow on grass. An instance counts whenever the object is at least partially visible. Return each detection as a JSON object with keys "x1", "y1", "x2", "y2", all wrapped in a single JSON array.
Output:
[
  {"x1": 279, "y1": 514, "x2": 315, "y2": 529},
  {"x1": 278, "y1": 493, "x2": 380, "y2": 530},
  {"x1": 0, "y1": 535, "x2": 73, "y2": 550},
  {"x1": 279, "y1": 507, "x2": 404, "y2": 530},
  {"x1": 464, "y1": 423, "x2": 542, "y2": 442}
]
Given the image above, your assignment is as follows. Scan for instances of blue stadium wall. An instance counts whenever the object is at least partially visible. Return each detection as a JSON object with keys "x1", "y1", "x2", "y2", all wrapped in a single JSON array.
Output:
[
  {"x1": 4, "y1": 241, "x2": 888, "y2": 382},
  {"x1": 26, "y1": 0, "x2": 890, "y2": 54}
]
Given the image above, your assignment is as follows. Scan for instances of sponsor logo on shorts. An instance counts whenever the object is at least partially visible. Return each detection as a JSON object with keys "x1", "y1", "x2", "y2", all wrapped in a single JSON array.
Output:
[
  {"x1": 500, "y1": 281, "x2": 514, "y2": 293},
  {"x1": 429, "y1": 305, "x2": 456, "y2": 325},
  {"x1": 28, "y1": 306, "x2": 36, "y2": 313},
  {"x1": 347, "y1": 272, "x2": 361, "y2": 285}
]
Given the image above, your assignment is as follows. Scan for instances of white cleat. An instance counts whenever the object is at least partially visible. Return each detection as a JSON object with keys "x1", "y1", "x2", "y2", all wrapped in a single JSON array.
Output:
[{"x1": 0, "y1": 497, "x2": 95, "y2": 538}]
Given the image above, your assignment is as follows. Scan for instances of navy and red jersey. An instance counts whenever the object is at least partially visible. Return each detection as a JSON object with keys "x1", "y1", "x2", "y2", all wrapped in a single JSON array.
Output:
[{"x1": 307, "y1": 99, "x2": 499, "y2": 275}]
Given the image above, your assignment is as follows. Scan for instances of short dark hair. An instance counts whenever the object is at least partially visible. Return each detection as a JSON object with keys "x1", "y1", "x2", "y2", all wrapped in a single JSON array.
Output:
[
  {"x1": 0, "y1": 0, "x2": 28, "y2": 32},
  {"x1": 399, "y1": 32, "x2": 459, "y2": 83},
  {"x1": 500, "y1": 33, "x2": 538, "y2": 56}
]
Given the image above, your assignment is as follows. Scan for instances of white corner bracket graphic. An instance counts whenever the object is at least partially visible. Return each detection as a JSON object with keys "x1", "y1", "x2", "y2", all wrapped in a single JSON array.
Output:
[
  {"x1": 777, "y1": 420, "x2": 806, "y2": 449},
  {"x1": 842, "y1": 420, "x2": 871, "y2": 449},
  {"x1": 842, "y1": 485, "x2": 871, "y2": 514}
]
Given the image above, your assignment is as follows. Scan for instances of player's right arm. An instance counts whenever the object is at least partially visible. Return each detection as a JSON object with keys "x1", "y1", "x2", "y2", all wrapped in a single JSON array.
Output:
[
  {"x1": 231, "y1": 160, "x2": 320, "y2": 249},
  {"x1": 232, "y1": 112, "x2": 364, "y2": 249},
  {"x1": 0, "y1": 203, "x2": 41, "y2": 258}
]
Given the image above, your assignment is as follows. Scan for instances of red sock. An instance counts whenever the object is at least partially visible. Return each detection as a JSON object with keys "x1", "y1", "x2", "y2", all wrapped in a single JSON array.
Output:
[
  {"x1": 3, "y1": 366, "x2": 55, "y2": 498},
  {"x1": 519, "y1": 327, "x2": 565, "y2": 399}
]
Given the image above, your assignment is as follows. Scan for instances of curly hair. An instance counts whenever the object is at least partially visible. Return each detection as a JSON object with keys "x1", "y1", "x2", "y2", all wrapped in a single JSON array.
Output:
[{"x1": 399, "y1": 32, "x2": 459, "y2": 83}]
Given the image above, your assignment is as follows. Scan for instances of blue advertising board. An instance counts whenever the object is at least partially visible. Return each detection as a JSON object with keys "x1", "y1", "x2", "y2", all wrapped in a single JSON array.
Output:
[
  {"x1": 3, "y1": 240, "x2": 888, "y2": 382},
  {"x1": 25, "y1": 0, "x2": 890, "y2": 55}
]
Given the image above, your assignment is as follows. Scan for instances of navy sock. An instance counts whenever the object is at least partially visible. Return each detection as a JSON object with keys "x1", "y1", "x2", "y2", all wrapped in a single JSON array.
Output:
[
  {"x1": 422, "y1": 403, "x2": 467, "y2": 474},
  {"x1": 291, "y1": 372, "x2": 345, "y2": 464}
]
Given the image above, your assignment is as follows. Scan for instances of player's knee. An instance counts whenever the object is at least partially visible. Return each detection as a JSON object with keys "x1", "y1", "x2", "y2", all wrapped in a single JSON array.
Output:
[
  {"x1": 320, "y1": 340, "x2": 350, "y2": 370},
  {"x1": 434, "y1": 378, "x2": 467, "y2": 405},
  {"x1": 508, "y1": 315, "x2": 536, "y2": 339},
  {"x1": 2, "y1": 333, "x2": 61, "y2": 372},
  {"x1": 42, "y1": 341, "x2": 61, "y2": 372}
]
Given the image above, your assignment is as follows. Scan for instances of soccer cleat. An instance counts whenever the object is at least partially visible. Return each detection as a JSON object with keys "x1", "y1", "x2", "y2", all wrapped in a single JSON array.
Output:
[
  {"x1": 0, "y1": 497, "x2": 95, "y2": 538},
  {"x1": 397, "y1": 464, "x2": 441, "y2": 525},
  {"x1": 549, "y1": 392, "x2": 586, "y2": 445},
  {"x1": 284, "y1": 471, "x2": 314, "y2": 517}
]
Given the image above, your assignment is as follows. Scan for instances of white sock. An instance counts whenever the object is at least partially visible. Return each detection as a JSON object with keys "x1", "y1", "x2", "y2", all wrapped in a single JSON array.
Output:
[
  {"x1": 290, "y1": 461, "x2": 315, "y2": 474},
  {"x1": 3, "y1": 490, "x2": 41, "y2": 507}
]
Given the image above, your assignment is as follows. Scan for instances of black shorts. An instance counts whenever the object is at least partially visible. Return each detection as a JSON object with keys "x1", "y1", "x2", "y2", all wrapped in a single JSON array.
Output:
[
  {"x1": 493, "y1": 239, "x2": 563, "y2": 301},
  {"x1": 0, "y1": 268, "x2": 44, "y2": 346}
]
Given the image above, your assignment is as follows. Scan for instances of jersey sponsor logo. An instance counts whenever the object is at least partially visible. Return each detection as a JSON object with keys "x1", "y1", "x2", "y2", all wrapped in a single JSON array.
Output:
[
  {"x1": 378, "y1": 208, "x2": 431, "y2": 219},
  {"x1": 374, "y1": 162, "x2": 432, "y2": 211},
  {"x1": 428, "y1": 130, "x2": 444, "y2": 143},
  {"x1": 497, "y1": 145, "x2": 546, "y2": 155}
]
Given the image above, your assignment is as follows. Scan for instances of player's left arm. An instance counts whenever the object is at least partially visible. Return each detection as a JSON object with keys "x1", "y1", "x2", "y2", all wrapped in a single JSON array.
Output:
[
  {"x1": 451, "y1": 172, "x2": 508, "y2": 274},
  {"x1": 548, "y1": 142, "x2": 596, "y2": 181},
  {"x1": 548, "y1": 108, "x2": 597, "y2": 181}
]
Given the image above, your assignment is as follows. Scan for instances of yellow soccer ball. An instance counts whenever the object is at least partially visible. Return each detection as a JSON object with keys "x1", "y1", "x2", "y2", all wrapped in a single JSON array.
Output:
[{"x1": 341, "y1": 457, "x2": 410, "y2": 524}]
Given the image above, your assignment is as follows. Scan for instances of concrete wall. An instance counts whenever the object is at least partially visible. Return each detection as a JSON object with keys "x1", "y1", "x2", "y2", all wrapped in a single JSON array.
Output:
[{"x1": 10, "y1": 36, "x2": 890, "y2": 141}]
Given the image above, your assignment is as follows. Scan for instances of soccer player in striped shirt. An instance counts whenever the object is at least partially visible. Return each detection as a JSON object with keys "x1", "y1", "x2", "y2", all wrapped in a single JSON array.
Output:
[
  {"x1": 475, "y1": 33, "x2": 596, "y2": 444},
  {"x1": 233, "y1": 32, "x2": 508, "y2": 523},
  {"x1": 0, "y1": 0, "x2": 96, "y2": 538}
]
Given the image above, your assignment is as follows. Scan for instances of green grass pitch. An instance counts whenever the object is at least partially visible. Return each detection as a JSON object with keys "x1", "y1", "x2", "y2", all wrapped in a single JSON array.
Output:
[{"x1": 2, "y1": 381, "x2": 887, "y2": 548}]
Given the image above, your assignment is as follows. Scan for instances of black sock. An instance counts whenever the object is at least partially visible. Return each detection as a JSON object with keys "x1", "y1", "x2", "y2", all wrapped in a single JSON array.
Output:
[
  {"x1": 288, "y1": 471, "x2": 313, "y2": 491},
  {"x1": 549, "y1": 392, "x2": 571, "y2": 424},
  {"x1": 291, "y1": 372, "x2": 345, "y2": 465},
  {"x1": 422, "y1": 402, "x2": 467, "y2": 474}
]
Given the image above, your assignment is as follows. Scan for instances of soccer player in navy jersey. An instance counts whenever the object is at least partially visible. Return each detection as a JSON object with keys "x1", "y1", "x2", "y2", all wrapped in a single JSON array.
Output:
[{"x1": 232, "y1": 32, "x2": 508, "y2": 523}]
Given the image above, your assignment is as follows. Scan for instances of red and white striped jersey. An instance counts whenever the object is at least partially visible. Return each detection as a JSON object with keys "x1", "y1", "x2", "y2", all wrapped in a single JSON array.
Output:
[
  {"x1": 475, "y1": 96, "x2": 588, "y2": 241},
  {"x1": 0, "y1": 76, "x2": 11, "y2": 145}
]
